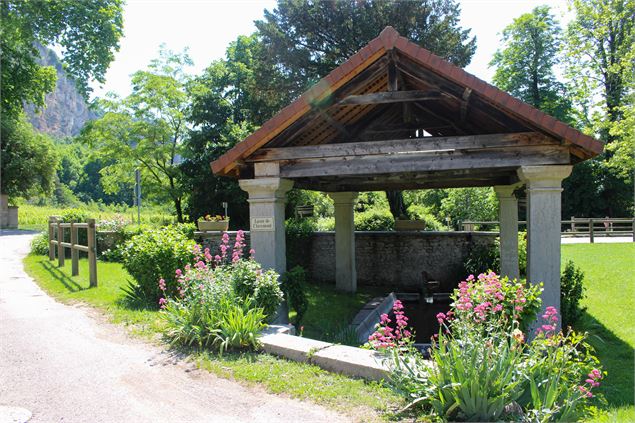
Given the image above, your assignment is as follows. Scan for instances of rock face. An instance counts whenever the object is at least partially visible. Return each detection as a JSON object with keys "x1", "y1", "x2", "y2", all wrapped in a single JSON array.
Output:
[{"x1": 24, "y1": 45, "x2": 98, "y2": 137}]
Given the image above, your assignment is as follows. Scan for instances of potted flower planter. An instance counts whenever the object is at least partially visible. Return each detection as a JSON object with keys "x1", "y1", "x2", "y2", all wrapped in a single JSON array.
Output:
[
  {"x1": 394, "y1": 219, "x2": 426, "y2": 231},
  {"x1": 197, "y1": 220, "x2": 229, "y2": 231}
]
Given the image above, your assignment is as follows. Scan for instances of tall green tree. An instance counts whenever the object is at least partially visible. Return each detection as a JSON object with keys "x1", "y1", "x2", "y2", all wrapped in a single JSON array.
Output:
[
  {"x1": 562, "y1": 0, "x2": 634, "y2": 217},
  {"x1": 254, "y1": 0, "x2": 477, "y2": 218},
  {"x1": 82, "y1": 49, "x2": 192, "y2": 222},
  {"x1": 0, "y1": 115, "x2": 59, "y2": 199},
  {"x1": 0, "y1": 0, "x2": 123, "y2": 199},
  {"x1": 565, "y1": 0, "x2": 634, "y2": 141},
  {"x1": 183, "y1": 35, "x2": 287, "y2": 226},
  {"x1": 490, "y1": 6, "x2": 572, "y2": 122}
]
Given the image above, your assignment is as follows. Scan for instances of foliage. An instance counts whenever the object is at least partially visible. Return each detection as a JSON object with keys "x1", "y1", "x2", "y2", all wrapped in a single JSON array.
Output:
[
  {"x1": 217, "y1": 259, "x2": 284, "y2": 322},
  {"x1": 491, "y1": 6, "x2": 572, "y2": 122},
  {"x1": 440, "y1": 188, "x2": 498, "y2": 229},
  {"x1": 120, "y1": 226, "x2": 196, "y2": 306},
  {"x1": 182, "y1": 34, "x2": 285, "y2": 227},
  {"x1": 280, "y1": 266, "x2": 309, "y2": 326},
  {"x1": 0, "y1": 115, "x2": 59, "y2": 198},
  {"x1": 0, "y1": 0, "x2": 123, "y2": 118},
  {"x1": 561, "y1": 260, "x2": 587, "y2": 328},
  {"x1": 354, "y1": 209, "x2": 394, "y2": 231},
  {"x1": 30, "y1": 232, "x2": 49, "y2": 256},
  {"x1": 285, "y1": 218, "x2": 316, "y2": 268},
  {"x1": 286, "y1": 189, "x2": 334, "y2": 218},
  {"x1": 383, "y1": 273, "x2": 603, "y2": 422},
  {"x1": 81, "y1": 48, "x2": 192, "y2": 222},
  {"x1": 256, "y1": 0, "x2": 476, "y2": 97},
  {"x1": 406, "y1": 204, "x2": 444, "y2": 230},
  {"x1": 160, "y1": 234, "x2": 282, "y2": 351},
  {"x1": 463, "y1": 231, "x2": 528, "y2": 278}
]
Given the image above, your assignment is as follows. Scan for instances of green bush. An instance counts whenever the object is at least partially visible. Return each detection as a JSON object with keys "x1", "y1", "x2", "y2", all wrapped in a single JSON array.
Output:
[
  {"x1": 218, "y1": 259, "x2": 284, "y2": 321},
  {"x1": 354, "y1": 209, "x2": 394, "y2": 231},
  {"x1": 285, "y1": 218, "x2": 316, "y2": 268},
  {"x1": 561, "y1": 260, "x2": 587, "y2": 328},
  {"x1": 60, "y1": 208, "x2": 90, "y2": 223},
  {"x1": 280, "y1": 266, "x2": 309, "y2": 325},
  {"x1": 160, "y1": 254, "x2": 282, "y2": 351},
  {"x1": 463, "y1": 231, "x2": 528, "y2": 278},
  {"x1": 30, "y1": 232, "x2": 49, "y2": 255},
  {"x1": 406, "y1": 204, "x2": 444, "y2": 230},
  {"x1": 120, "y1": 227, "x2": 197, "y2": 307}
]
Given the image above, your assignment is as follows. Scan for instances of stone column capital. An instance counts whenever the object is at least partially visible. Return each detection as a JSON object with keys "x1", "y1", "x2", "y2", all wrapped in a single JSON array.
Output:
[
  {"x1": 517, "y1": 165, "x2": 573, "y2": 189},
  {"x1": 494, "y1": 185, "x2": 520, "y2": 198},
  {"x1": 328, "y1": 191, "x2": 359, "y2": 205},
  {"x1": 238, "y1": 178, "x2": 294, "y2": 200}
]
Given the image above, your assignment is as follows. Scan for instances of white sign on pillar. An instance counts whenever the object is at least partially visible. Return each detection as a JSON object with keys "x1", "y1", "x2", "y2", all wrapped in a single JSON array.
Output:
[{"x1": 251, "y1": 217, "x2": 275, "y2": 231}]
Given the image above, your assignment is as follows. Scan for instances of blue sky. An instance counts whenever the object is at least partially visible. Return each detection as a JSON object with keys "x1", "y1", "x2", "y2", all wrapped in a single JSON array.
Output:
[{"x1": 90, "y1": 0, "x2": 570, "y2": 99}]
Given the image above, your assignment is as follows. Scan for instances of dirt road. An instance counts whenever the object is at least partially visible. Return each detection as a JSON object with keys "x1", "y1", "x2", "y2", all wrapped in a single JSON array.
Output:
[{"x1": 0, "y1": 231, "x2": 348, "y2": 423}]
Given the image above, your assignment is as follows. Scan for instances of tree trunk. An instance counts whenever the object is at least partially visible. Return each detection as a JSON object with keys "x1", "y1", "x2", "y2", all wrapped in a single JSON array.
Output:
[
  {"x1": 385, "y1": 191, "x2": 407, "y2": 219},
  {"x1": 174, "y1": 197, "x2": 184, "y2": 223}
]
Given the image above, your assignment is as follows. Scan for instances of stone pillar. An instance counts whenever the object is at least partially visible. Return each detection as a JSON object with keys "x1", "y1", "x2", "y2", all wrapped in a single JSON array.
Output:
[
  {"x1": 329, "y1": 192, "x2": 358, "y2": 293},
  {"x1": 239, "y1": 177, "x2": 294, "y2": 323},
  {"x1": 494, "y1": 185, "x2": 519, "y2": 281},
  {"x1": 518, "y1": 165, "x2": 572, "y2": 326}
]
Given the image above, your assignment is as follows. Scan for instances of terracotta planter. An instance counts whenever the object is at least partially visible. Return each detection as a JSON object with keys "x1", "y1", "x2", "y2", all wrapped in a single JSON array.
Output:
[
  {"x1": 197, "y1": 220, "x2": 229, "y2": 232},
  {"x1": 394, "y1": 219, "x2": 426, "y2": 231}
]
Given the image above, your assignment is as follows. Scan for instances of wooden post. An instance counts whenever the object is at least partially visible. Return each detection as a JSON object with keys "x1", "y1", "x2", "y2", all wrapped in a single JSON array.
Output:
[
  {"x1": 57, "y1": 221, "x2": 64, "y2": 267},
  {"x1": 87, "y1": 218, "x2": 97, "y2": 287},
  {"x1": 48, "y1": 216, "x2": 56, "y2": 261},
  {"x1": 71, "y1": 222, "x2": 79, "y2": 276},
  {"x1": 571, "y1": 216, "x2": 576, "y2": 232},
  {"x1": 589, "y1": 218, "x2": 594, "y2": 243}
]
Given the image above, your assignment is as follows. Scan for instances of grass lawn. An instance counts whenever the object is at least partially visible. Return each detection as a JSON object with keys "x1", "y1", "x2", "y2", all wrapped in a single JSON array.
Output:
[
  {"x1": 296, "y1": 283, "x2": 386, "y2": 345},
  {"x1": 22, "y1": 254, "x2": 403, "y2": 420},
  {"x1": 562, "y1": 243, "x2": 635, "y2": 422}
]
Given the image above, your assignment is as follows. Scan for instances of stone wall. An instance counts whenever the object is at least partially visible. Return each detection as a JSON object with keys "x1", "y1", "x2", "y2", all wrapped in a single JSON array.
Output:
[
  {"x1": 197, "y1": 230, "x2": 497, "y2": 291},
  {"x1": 308, "y1": 231, "x2": 496, "y2": 291}
]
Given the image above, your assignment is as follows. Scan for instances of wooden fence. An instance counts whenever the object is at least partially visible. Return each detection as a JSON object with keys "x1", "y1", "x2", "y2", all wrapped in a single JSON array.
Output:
[
  {"x1": 48, "y1": 216, "x2": 98, "y2": 287},
  {"x1": 461, "y1": 217, "x2": 635, "y2": 243}
]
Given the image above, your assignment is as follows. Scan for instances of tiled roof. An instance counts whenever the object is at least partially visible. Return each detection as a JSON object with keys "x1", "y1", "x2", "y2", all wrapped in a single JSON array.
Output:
[{"x1": 212, "y1": 26, "x2": 603, "y2": 177}]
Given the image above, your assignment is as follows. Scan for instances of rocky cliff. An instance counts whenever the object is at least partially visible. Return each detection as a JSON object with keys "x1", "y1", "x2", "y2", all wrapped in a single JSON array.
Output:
[{"x1": 25, "y1": 45, "x2": 98, "y2": 137}]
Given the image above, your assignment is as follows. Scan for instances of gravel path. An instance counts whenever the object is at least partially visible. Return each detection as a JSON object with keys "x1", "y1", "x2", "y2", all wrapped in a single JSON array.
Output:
[{"x1": 0, "y1": 231, "x2": 349, "y2": 423}]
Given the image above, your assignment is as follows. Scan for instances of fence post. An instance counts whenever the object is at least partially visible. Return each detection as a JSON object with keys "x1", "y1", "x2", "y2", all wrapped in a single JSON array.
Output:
[
  {"x1": 48, "y1": 216, "x2": 56, "y2": 261},
  {"x1": 71, "y1": 222, "x2": 79, "y2": 276},
  {"x1": 571, "y1": 216, "x2": 576, "y2": 232},
  {"x1": 589, "y1": 218, "x2": 594, "y2": 243},
  {"x1": 87, "y1": 218, "x2": 97, "y2": 287},
  {"x1": 57, "y1": 221, "x2": 65, "y2": 267},
  {"x1": 632, "y1": 218, "x2": 635, "y2": 242}
]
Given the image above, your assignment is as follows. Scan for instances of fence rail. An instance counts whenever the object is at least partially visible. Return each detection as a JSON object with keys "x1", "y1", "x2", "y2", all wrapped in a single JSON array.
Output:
[
  {"x1": 48, "y1": 216, "x2": 98, "y2": 286},
  {"x1": 461, "y1": 217, "x2": 635, "y2": 243}
]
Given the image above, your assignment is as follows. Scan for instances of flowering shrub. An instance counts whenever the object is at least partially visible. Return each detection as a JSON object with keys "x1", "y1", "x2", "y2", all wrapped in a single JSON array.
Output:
[
  {"x1": 367, "y1": 300, "x2": 413, "y2": 350},
  {"x1": 384, "y1": 272, "x2": 603, "y2": 422},
  {"x1": 159, "y1": 231, "x2": 282, "y2": 351},
  {"x1": 98, "y1": 214, "x2": 129, "y2": 231}
]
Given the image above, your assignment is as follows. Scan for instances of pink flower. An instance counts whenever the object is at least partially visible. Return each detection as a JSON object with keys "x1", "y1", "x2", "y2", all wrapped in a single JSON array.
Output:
[
  {"x1": 175, "y1": 269, "x2": 182, "y2": 276},
  {"x1": 436, "y1": 312, "x2": 446, "y2": 324},
  {"x1": 158, "y1": 278, "x2": 166, "y2": 291}
]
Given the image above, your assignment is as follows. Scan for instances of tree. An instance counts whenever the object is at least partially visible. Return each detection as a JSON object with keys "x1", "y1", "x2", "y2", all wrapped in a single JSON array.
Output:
[
  {"x1": 490, "y1": 6, "x2": 572, "y2": 122},
  {"x1": 256, "y1": 0, "x2": 476, "y2": 96},
  {"x1": 183, "y1": 35, "x2": 288, "y2": 226},
  {"x1": 0, "y1": 0, "x2": 123, "y2": 198},
  {"x1": 0, "y1": 115, "x2": 59, "y2": 199},
  {"x1": 82, "y1": 49, "x2": 192, "y2": 222},
  {"x1": 562, "y1": 0, "x2": 634, "y2": 216},
  {"x1": 255, "y1": 0, "x2": 477, "y2": 218},
  {"x1": 565, "y1": 0, "x2": 634, "y2": 141}
]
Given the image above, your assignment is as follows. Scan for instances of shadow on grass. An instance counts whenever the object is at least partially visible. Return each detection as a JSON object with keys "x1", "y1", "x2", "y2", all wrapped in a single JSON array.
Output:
[
  {"x1": 38, "y1": 260, "x2": 87, "y2": 292},
  {"x1": 577, "y1": 311, "x2": 634, "y2": 407}
]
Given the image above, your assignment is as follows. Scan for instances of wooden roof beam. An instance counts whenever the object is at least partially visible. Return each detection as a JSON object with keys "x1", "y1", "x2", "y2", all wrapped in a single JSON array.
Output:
[{"x1": 338, "y1": 90, "x2": 441, "y2": 106}]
